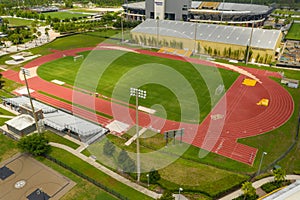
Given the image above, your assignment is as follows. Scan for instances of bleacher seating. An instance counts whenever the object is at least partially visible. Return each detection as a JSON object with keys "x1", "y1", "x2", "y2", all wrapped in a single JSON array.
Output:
[{"x1": 158, "y1": 47, "x2": 193, "y2": 57}]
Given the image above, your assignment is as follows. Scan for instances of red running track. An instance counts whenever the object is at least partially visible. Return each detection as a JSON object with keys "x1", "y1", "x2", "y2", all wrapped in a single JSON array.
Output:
[{"x1": 2, "y1": 45, "x2": 294, "y2": 165}]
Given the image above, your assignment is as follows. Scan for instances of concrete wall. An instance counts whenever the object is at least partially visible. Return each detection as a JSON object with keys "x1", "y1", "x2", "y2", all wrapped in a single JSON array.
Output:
[{"x1": 146, "y1": 0, "x2": 191, "y2": 21}]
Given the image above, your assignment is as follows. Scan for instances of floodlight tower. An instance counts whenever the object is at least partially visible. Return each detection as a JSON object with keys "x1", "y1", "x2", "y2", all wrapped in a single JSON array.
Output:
[
  {"x1": 21, "y1": 68, "x2": 40, "y2": 133},
  {"x1": 130, "y1": 87, "x2": 146, "y2": 182}
]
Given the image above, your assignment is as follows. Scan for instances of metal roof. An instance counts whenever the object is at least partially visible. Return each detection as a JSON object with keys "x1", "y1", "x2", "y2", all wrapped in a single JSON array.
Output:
[
  {"x1": 218, "y1": 3, "x2": 270, "y2": 14},
  {"x1": 4, "y1": 96, "x2": 56, "y2": 113},
  {"x1": 191, "y1": 1, "x2": 202, "y2": 9},
  {"x1": 5, "y1": 114, "x2": 35, "y2": 131},
  {"x1": 123, "y1": 1, "x2": 145, "y2": 10},
  {"x1": 122, "y1": 1, "x2": 271, "y2": 15},
  {"x1": 131, "y1": 19, "x2": 281, "y2": 50},
  {"x1": 3, "y1": 96, "x2": 108, "y2": 144},
  {"x1": 44, "y1": 110, "x2": 106, "y2": 137}
]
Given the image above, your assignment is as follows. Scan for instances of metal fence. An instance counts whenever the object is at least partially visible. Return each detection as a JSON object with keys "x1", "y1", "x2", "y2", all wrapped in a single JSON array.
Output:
[{"x1": 44, "y1": 155, "x2": 129, "y2": 200}]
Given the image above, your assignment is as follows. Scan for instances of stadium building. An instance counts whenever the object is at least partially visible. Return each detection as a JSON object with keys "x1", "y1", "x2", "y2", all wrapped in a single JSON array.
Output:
[
  {"x1": 123, "y1": 0, "x2": 274, "y2": 26},
  {"x1": 131, "y1": 19, "x2": 282, "y2": 63}
]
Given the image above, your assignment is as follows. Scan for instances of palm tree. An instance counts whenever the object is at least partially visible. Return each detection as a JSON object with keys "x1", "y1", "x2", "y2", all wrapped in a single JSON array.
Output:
[
  {"x1": 37, "y1": 31, "x2": 42, "y2": 44},
  {"x1": 45, "y1": 27, "x2": 50, "y2": 42},
  {"x1": 241, "y1": 181, "x2": 256, "y2": 200},
  {"x1": 32, "y1": 34, "x2": 38, "y2": 46},
  {"x1": 273, "y1": 168, "x2": 286, "y2": 183}
]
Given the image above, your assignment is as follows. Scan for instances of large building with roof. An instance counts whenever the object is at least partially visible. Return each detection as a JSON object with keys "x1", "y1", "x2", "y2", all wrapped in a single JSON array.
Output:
[
  {"x1": 123, "y1": 0, "x2": 273, "y2": 25},
  {"x1": 3, "y1": 96, "x2": 108, "y2": 144},
  {"x1": 131, "y1": 19, "x2": 282, "y2": 63}
]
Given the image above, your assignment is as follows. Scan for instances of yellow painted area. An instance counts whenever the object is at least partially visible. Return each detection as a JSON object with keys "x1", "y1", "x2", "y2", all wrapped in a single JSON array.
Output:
[
  {"x1": 257, "y1": 99, "x2": 269, "y2": 106},
  {"x1": 157, "y1": 47, "x2": 192, "y2": 57},
  {"x1": 243, "y1": 78, "x2": 257, "y2": 86},
  {"x1": 257, "y1": 186, "x2": 286, "y2": 200}
]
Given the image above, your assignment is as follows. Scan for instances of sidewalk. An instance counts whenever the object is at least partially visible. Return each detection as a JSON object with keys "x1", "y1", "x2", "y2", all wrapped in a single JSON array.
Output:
[
  {"x1": 219, "y1": 175, "x2": 300, "y2": 200},
  {"x1": 50, "y1": 142, "x2": 162, "y2": 199}
]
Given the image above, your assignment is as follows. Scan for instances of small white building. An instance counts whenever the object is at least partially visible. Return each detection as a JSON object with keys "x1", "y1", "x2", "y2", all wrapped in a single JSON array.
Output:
[{"x1": 5, "y1": 114, "x2": 36, "y2": 136}]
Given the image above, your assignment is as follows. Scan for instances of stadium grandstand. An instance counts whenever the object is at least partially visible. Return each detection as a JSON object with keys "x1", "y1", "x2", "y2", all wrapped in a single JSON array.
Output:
[
  {"x1": 122, "y1": 0, "x2": 273, "y2": 26},
  {"x1": 30, "y1": 6, "x2": 59, "y2": 13},
  {"x1": 131, "y1": 19, "x2": 282, "y2": 62},
  {"x1": 2, "y1": 96, "x2": 108, "y2": 144}
]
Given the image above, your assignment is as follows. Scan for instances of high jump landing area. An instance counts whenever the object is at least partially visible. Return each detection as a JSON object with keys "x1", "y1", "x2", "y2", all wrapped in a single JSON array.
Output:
[
  {"x1": 1, "y1": 44, "x2": 294, "y2": 165},
  {"x1": 0, "y1": 153, "x2": 75, "y2": 200}
]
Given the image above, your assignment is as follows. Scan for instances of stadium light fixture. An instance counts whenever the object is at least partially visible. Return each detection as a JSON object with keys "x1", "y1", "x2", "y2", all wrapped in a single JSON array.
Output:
[
  {"x1": 257, "y1": 151, "x2": 267, "y2": 176},
  {"x1": 179, "y1": 187, "x2": 183, "y2": 200},
  {"x1": 21, "y1": 68, "x2": 40, "y2": 133},
  {"x1": 130, "y1": 87, "x2": 147, "y2": 182}
]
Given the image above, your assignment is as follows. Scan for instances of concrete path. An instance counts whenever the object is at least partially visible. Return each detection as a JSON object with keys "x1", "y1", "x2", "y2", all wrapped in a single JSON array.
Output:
[
  {"x1": 0, "y1": 115, "x2": 14, "y2": 118},
  {"x1": 125, "y1": 127, "x2": 147, "y2": 146},
  {"x1": 219, "y1": 175, "x2": 300, "y2": 200},
  {"x1": 49, "y1": 142, "x2": 162, "y2": 199}
]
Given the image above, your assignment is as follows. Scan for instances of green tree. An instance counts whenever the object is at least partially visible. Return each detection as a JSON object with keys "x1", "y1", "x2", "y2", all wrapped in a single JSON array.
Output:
[
  {"x1": 159, "y1": 190, "x2": 174, "y2": 200},
  {"x1": 0, "y1": 73, "x2": 5, "y2": 89},
  {"x1": 273, "y1": 168, "x2": 286, "y2": 183},
  {"x1": 149, "y1": 168, "x2": 161, "y2": 184},
  {"x1": 17, "y1": 133, "x2": 51, "y2": 156},
  {"x1": 103, "y1": 140, "x2": 115, "y2": 157},
  {"x1": 241, "y1": 181, "x2": 256, "y2": 199},
  {"x1": 117, "y1": 150, "x2": 136, "y2": 172}
]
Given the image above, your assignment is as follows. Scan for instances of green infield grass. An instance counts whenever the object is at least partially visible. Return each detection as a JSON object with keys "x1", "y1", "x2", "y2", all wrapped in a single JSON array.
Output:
[
  {"x1": 5, "y1": 17, "x2": 36, "y2": 26},
  {"x1": 38, "y1": 50, "x2": 239, "y2": 123},
  {"x1": 285, "y1": 22, "x2": 300, "y2": 40},
  {"x1": 68, "y1": 9, "x2": 100, "y2": 13},
  {"x1": 42, "y1": 11, "x2": 91, "y2": 20}
]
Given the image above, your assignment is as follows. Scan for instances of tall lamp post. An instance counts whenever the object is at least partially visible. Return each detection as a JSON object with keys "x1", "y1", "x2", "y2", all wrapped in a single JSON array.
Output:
[
  {"x1": 21, "y1": 68, "x2": 40, "y2": 133},
  {"x1": 178, "y1": 188, "x2": 183, "y2": 200},
  {"x1": 130, "y1": 87, "x2": 146, "y2": 182},
  {"x1": 146, "y1": 174, "x2": 149, "y2": 187},
  {"x1": 257, "y1": 152, "x2": 267, "y2": 176}
]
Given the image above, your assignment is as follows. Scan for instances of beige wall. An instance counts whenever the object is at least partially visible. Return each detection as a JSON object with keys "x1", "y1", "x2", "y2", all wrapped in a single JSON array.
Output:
[{"x1": 131, "y1": 31, "x2": 283, "y2": 63}]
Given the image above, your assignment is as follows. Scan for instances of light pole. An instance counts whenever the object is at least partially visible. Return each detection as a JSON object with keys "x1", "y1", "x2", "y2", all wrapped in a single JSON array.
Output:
[
  {"x1": 246, "y1": 22, "x2": 254, "y2": 64},
  {"x1": 146, "y1": 174, "x2": 149, "y2": 187},
  {"x1": 21, "y1": 68, "x2": 40, "y2": 133},
  {"x1": 178, "y1": 187, "x2": 183, "y2": 200},
  {"x1": 121, "y1": 16, "x2": 124, "y2": 43},
  {"x1": 130, "y1": 87, "x2": 146, "y2": 182},
  {"x1": 257, "y1": 152, "x2": 267, "y2": 176}
]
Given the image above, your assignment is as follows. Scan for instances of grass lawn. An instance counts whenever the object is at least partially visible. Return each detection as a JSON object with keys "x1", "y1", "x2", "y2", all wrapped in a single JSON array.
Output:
[
  {"x1": 6, "y1": 17, "x2": 36, "y2": 26},
  {"x1": 38, "y1": 50, "x2": 239, "y2": 123},
  {"x1": 0, "y1": 134, "x2": 18, "y2": 163},
  {"x1": 0, "y1": 107, "x2": 16, "y2": 116},
  {"x1": 42, "y1": 11, "x2": 91, "y2": 20},
  {"x1": 48, "y1": 147, "x2": 153, "y2": 200},
  {"x1": 36, "y1": 157, "x2": 118, "y2": 200},
  {"x1": 86, "y1": 133, "x2": 248, "y2": 198},
  {"x1": 285, "y1": 22, "x2": 300, "y2": 40},
  {"x1": 0, "y1": 78, "x2": 22, "y2": 98},
  {"x1": 0, "y1": 30, "x2": 120, "y2": 68},
  {"x1": 0, "y1": 107, "x2": 16, "y2": 125},
  {"x1": 44, "y1": 130, "x2": 80, "y2": 149},
  {"x1": 69, "y1": 9, "x2": 100, "y2": 13}
]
